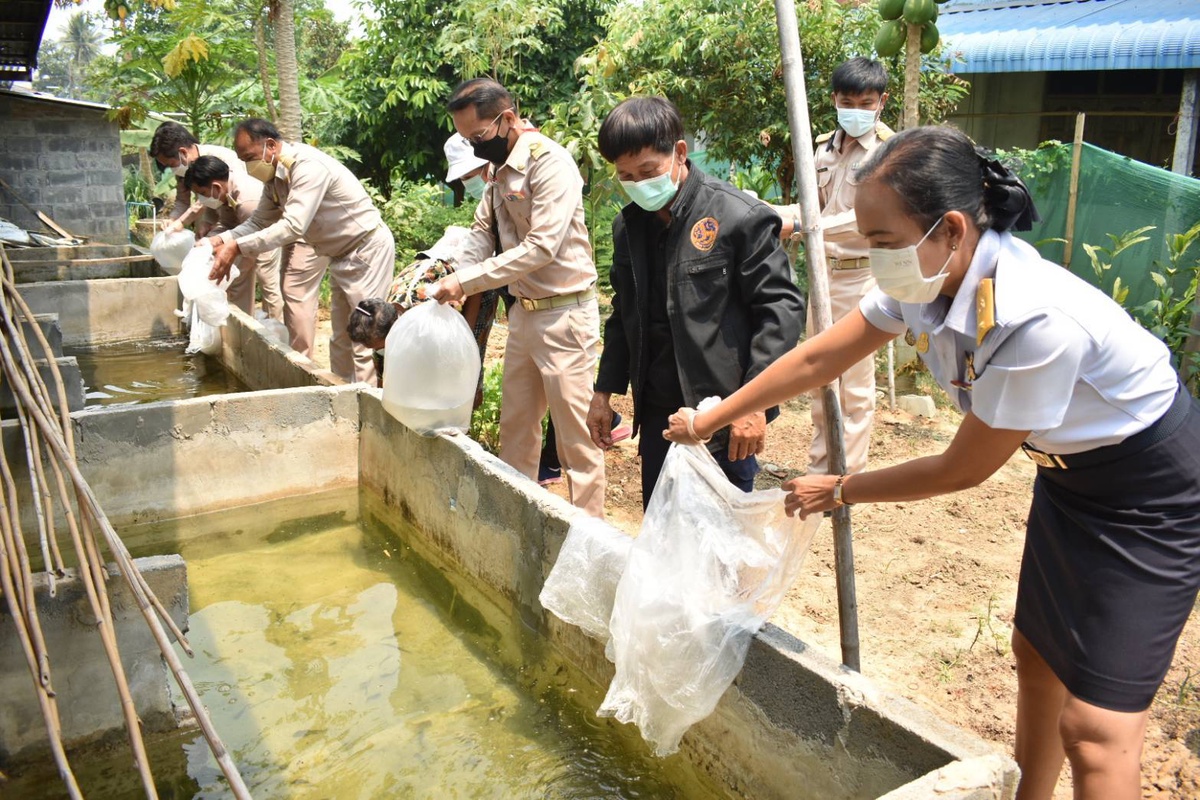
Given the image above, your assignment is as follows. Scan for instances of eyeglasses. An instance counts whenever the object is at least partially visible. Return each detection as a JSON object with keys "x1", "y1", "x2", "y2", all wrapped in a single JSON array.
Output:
[{"x1": 461, "y1": 108, "x2": 513, "y2": 146}]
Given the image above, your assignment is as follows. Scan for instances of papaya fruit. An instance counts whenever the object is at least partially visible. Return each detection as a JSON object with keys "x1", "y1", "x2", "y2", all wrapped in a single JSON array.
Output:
[
  {"x1": 903, "y1": 0, "x2": 937, "y2": 26},
  {"x1": 920, "y1": 21, "x2": 940, "y2": 54},
  {"x1": 878, "y1": 0, "x2": 905, "y2": 22},
  {"x1": 874, "y1": 20, "x2": 906, "y2": 58}
]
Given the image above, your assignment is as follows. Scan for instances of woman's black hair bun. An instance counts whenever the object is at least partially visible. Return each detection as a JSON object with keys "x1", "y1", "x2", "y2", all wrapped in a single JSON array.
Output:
[{"x1": 977, "y1": 150, "x2": 1041, "y2": 233}]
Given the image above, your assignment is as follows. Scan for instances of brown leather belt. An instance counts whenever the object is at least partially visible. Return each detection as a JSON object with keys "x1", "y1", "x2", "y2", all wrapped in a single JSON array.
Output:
[
  {"x1": 517, "y1": 284, "x2": 597, "y2": 312},
  {"x1": 829, "y1": 257, "x2": 870, "y2": 270}
]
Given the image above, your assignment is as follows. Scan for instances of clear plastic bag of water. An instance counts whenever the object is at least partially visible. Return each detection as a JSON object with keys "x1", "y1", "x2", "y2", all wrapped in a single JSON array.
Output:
[
  {"x1": 185, "y1": 302, "x2": 222, "y2": 355},
  {"x1": 381, "y1": 300, "x2": 481, "y2": 434},
  {"x1": 177, "y1": 240, "x2": 238, "y2": 327},
  {"x1": 540, "y1": 517, "x2": 633, "y2": 642},
  {"x1": 254, "y1": 310, "x2": 290, "y2": 347},
  {"x1": 150, "y1": 228, "x2": 195, "y2": 275},
  {"x1": 598, "y1": 430, "x2": 821, "y2": 756}
]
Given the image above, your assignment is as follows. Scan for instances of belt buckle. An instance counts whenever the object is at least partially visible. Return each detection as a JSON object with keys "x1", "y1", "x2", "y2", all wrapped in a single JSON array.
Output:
[
  {"x1": 1022, "y1": 445, "x2": 1066, "y2": 469},
  {"x1": 519, "y1": 297, "x2": 537, "y2": 312}
]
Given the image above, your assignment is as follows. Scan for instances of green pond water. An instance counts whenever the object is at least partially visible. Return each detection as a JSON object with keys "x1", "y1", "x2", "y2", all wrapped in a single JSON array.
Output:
[
  {"x1": 3, "y1": 489, "x2": 721, "y2": 799},
  {"x1": 66, "y1": 341, "x2": 249, "y2": 408}
]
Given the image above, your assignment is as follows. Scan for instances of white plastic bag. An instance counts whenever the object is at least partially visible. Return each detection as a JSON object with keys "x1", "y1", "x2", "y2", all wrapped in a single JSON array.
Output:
[
  {"x1": 184, "y1": 303, "x2": 222, "y2": 355},
  {"x1": 150, "y1": 228, "x2": 195, "y2": 275},
  {"x1": 598, "y1": 439, "x2": 821, "y2": 756},
  {"x1": 540, "y1": 517, "x2": 634, "y2": 642},
  {"x1": 177, "y1": 241, "x2": 238, "y2": 327},
  {"x1": 254, "y1": 310, "x2": 291, "y2": 347},
  {"x1": 381, "y1": 301, "x2": 481, "y2": 434}
]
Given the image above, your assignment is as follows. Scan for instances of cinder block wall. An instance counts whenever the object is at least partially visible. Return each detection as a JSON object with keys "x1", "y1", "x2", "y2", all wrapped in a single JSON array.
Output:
[{"x1": 0, "y1": 91, "x2": 127, "y2": 244}]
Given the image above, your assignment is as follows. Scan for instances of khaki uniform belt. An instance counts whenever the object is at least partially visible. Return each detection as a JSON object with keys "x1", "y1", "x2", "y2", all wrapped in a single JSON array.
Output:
[
  {"x1": 829, "y1": 257, "x2": 871, "y2": 270},
  {"x1": 518, "y1": 284, "x2": 596, "y2": 312}
]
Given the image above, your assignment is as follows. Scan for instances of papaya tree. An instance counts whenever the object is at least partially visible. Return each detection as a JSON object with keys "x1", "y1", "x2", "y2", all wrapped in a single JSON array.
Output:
[{"x1": 874, "y1": 0, "x2": 950, "y2": 128}]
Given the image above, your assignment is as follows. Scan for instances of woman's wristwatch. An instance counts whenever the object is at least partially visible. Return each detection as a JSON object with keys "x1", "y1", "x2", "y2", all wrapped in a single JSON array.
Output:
[{"x1": 832, "y1": 474, "x2": 853, "y2": 507}]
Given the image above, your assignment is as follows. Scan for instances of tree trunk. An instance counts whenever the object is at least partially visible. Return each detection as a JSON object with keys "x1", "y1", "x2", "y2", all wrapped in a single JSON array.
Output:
[
  {"x1": 274, "y1": 0, "x2": 303, "y2": 140},
  {"x1": 254, "y1": 14, "x2": 279, "y2": 123},
  {"x1": 902, "y1": 23, "x2": 920, "y2": 129}
]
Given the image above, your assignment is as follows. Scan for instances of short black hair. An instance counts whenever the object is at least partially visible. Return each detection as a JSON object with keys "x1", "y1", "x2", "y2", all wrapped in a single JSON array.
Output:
[
  {"x1": 235, "y1": 118, "x2": 283, "y2": 143},
  {"x1": 447, "y1": 78, "x2": 515, "y2": 119},
  {"x1": 182, "y1": 155, "x2": 229, "y2": 191},
  {"x1": 831, "y1": 57, "x2": 888, "y2": 96},
  {"x1": 347, "y1": 298, "x2": 398, "y2": 346},
  {"x1": 149, "y1": 121, "x2": 198, "y2": 160},
  {"x1": 597, "y1": 97, "x2": 685, "y2": 163}
]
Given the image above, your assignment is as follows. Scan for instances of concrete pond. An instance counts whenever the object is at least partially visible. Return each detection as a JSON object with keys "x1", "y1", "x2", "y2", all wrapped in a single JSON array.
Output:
[{"x1": 0, "y1": 252, "x2": 1019, "y2": 798}]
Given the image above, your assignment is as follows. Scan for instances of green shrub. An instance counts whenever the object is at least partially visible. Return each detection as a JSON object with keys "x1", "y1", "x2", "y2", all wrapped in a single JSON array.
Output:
[{"x1": 469, "y1": 362, "x2": 504, "y2": 454}]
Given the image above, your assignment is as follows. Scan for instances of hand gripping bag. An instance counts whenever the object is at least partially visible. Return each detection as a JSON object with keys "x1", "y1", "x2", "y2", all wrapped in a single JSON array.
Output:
[
  {"x1": 598, "y1": 431, "x2": 821, "y2": 756},
  {"x1": 381, "y1": 300, "x2": 481, "y2": 434},
  {"x1": 150, "y1": 228, "x2": 195, "y2": 275},
  {"x1": 177, "y1": 240, "x2": 238, "y2": 327}
]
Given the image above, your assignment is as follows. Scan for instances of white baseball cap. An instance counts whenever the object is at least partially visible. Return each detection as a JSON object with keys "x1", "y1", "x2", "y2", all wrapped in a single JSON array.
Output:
[{"x1": 444, "y1": 135, "x2": 488, "y2": 183}]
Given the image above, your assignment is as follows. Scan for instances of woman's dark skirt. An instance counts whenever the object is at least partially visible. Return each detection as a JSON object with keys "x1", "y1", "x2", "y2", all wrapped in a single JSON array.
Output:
[{"x1": 1015, "y1": 388, "x2": 1200, "y2": 712}]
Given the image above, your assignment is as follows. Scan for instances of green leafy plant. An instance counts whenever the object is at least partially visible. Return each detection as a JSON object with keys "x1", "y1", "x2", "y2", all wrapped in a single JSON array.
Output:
[
  {"x1": 1081, "y1": 225, "x2": 1154, "y2": 306},
  {"x1": 1132, "y1": 221, "x2": 1200, "y2": 393},
  {"x1": 469, "y1": 362, "x2": 505, "y2": 453}
]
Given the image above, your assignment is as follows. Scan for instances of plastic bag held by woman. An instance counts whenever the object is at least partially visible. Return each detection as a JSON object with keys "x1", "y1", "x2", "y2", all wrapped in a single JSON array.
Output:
[
  {"x1": 150, "y1": 228, "x2": 195, "y2": 275},
  {"x1": 382, "y1": 300, "x2": 481, "y2": 435},
  {"x1": 598, "y1": 412, "x2": 821, "y2": 756}
]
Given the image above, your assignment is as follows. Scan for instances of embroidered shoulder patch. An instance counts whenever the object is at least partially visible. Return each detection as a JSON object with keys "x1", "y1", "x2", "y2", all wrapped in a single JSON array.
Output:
[
  {"x1": 503, "y1": 191, "x2": 526, "y2": 202},
  {"x1": 690, "y1": 217, "x2": 719, "y2": 251}
]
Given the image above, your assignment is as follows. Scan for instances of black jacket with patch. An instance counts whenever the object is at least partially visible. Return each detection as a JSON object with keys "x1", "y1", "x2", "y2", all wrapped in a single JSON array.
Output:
[{"x1": 596, "y1": 163, "x2": 805, "y2": 441}]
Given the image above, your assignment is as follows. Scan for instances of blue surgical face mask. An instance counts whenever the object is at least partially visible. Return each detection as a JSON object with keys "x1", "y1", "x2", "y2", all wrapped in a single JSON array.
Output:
[
  {"x1": 462, "y1": 174, "x2": 486, "y2": 200},
  {"x1": 620, "y1": 156, "x2": 681, "y2": 212},
  {"x1": 837, "y1": 108, "x2": 878, "y2": 139}
]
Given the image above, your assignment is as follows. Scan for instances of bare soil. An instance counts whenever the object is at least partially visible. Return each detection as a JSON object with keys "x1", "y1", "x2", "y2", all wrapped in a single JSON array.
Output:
[{"x1": 315, "y1": 313, "x2": 1200, "y2": 798}]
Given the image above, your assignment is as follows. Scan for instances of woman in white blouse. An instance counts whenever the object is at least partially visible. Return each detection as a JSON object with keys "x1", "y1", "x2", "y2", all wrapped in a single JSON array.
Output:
[{"x1": 665, "y1": 125, "x2": 1200, "y2": 800}]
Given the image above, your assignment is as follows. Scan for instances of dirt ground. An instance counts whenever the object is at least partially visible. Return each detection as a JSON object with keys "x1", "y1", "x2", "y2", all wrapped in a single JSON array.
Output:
[{"x1": 314, "y1": 312, "x2": 1200, "y2": 798}]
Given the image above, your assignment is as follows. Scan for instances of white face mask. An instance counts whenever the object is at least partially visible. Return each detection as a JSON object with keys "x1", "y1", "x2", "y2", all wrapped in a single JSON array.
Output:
[
  {"x1": 868, "y1": 216, "x2": 953, "y2": 304},
  {"x1": 462, "y1": 174, "x2": 486, "y2": 200},
  {"x1": 837, "y1": 108, "x2": 877, "y2": 139},
  {"x1": 171, "y1": 151, "x2": 190, "y2": 178}
]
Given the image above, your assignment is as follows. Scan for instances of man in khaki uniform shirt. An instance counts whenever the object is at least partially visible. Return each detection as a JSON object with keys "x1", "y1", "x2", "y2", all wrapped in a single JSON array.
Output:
[
  {"x1": 208, "y1": 118, "x2": 394, "y2": 384},
  {"x1": 430, "y1": 78, "x2": 606, "y2": 518},
  {"x1": 150, "y1": 122, "x2": 283, "y2": 321},
  {"x1": 773, "y1": 58, "x2": 892, "y2": 475}
]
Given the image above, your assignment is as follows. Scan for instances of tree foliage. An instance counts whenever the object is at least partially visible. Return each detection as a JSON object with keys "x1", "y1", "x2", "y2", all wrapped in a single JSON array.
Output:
[
  {"x1": 574, "y1": 0, "x2": 967, "y2": 201},
  {"x1": 336, "y1": 0, "x2": 613, "y2": 188}
]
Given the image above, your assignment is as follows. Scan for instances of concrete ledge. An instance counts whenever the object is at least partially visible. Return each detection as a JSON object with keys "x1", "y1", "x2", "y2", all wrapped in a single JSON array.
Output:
[
  {"x1": 220, "y1": 307, "x2": 342, "y2": 391},
  {"x1": 18, "y1": 276, "x2": 181, "y2": 346},
  {"x1": 0, "y1": 555, "x2": 188, "y2": 761},
  {"x1": 7, "y1": 245, "x2": 158, "y2": 284},
  {"x1": 356, "y1": 391, "x2": 1017, "y2": 799},
  {"x1": 69, "y1": 385, "x2": 361, "y2": 527},
  {"x1": 18, "y1": 314, "x2": 64, "y2": 357},
  {"x1": 0, "y1": 356, "x2": 84, "y2": 413}
]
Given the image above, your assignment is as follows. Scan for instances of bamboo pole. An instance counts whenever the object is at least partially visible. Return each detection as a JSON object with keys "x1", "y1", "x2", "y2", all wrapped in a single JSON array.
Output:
[
  {"x1": 773, "y1": 0, "x2": 860, "y2": 671},
  {"x1": 1063, "y1": 112, "x2": 1086, "y2": 270}
]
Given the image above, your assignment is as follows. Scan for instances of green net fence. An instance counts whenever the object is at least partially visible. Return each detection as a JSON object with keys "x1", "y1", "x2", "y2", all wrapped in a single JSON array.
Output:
[{"x1": 1009, "y1": 141, "x2": 1200, "y2": 307}]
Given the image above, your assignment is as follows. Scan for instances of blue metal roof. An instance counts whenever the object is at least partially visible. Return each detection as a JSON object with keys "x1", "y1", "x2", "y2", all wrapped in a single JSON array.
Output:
[{"x1": 937, "y1": 0, "x2": 1200, "y2": 73}]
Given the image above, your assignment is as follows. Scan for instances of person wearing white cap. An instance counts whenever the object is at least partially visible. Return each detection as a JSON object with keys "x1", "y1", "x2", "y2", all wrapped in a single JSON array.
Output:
[{"x1": 444, "y1": 135, "x2": 489, "y2": 201}]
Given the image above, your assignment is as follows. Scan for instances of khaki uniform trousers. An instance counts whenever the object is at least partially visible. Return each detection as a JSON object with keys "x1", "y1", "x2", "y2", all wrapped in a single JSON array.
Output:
[
  {"x1": 808, "y1": 265, "x2": 878, "y2": 475},
  {"x1": 500, "y1": 299, "x2": 606, "y2": 517},
  {"x1": 226, "y1": 248, "x2": 283, "y2": 320},
  {"x1": 280, "y1": 227, "x2": 394, "y2": 383}
]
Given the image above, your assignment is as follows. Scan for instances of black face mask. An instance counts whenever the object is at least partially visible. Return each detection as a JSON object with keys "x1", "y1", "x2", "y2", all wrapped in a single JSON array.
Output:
[{"x1": 472, "y1": 127, "x2": 511, "y2": 166}]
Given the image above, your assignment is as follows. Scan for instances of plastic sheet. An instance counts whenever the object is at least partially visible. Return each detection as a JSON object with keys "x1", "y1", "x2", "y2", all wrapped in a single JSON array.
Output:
[
  {"x1": 150, "y1": 229, "x2": 195, "y2": 275},
  {"x1": 381, "y1": 301, "x2": 481, "y2": 434},
  {"x1": 540, "y1": 517, "x2": 634, "y2": 642},
  {"x1": 597, "y1": 439, "x2": 821, "y2": 756},
  {"x1": 184, "y1": 303, "x2": 221, "y2": 355}
]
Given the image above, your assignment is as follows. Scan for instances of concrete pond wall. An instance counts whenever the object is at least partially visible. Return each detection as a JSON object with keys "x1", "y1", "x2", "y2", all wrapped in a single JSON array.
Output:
[
  {"x1": 1, "y1": 378, "x2": 1016, "y2": 797},
  {"x1": 0, "y1": 261, "x2": 1018, "y2": 796}
]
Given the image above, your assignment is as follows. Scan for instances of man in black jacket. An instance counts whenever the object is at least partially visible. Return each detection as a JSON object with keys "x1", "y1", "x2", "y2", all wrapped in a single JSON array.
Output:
[{"x1": 588, "y1": 97, "x2": 805, "y2": 509}]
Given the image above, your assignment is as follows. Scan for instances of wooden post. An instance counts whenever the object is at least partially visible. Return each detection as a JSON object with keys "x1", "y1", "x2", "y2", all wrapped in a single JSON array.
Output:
[
  {"x1": 1063, "y1": 112, "x2": 1086, "y2": 270},
  {"x1": 1172, "y1": 70, "x2": 1198, "y2": 177},
  {"x1": 773, "y1": 0, "x2": 860, "y2": 672}
]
